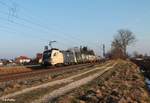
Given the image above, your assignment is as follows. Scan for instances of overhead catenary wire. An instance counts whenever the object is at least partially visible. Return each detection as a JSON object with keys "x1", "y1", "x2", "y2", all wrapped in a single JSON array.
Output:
[
  {"x1": 0, "y1": 1, "x2": 10, "y2": 7},
  {"x1": 1, "y1": 0, "x2": 96, "y2": 45},
  {"x1": 0, "y1": 1, "x2": 83, "y2": 46},
  {"x1": 0, "y1": 19, "x2": 72, "y2": 48},
  {"x1": 7, "y1": 0, "x2": 85, "y2": 42},
  {"x1": 0, "y1": 29, "x2": 72, "y2": 52},
  {"x1": 0, "y1": 0, "x2": 100, "y2": 51},
  {"x1": 0, "y1": 11, "x2": 79, "y2": 47}
]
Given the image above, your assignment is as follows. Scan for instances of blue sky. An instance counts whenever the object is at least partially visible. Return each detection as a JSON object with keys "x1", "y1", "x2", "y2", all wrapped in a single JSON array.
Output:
[{"x1": 0, "y1": 0, "x2": 150, "y2": 58}]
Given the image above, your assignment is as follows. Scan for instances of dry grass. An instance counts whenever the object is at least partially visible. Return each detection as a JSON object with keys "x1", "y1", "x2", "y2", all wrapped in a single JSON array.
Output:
[
  {"x1": 0, "y1": 66, "x2": 32, "y2": 75},
  {"x1": 55, "y1": 60, "x2": 150, "y2": 103}
]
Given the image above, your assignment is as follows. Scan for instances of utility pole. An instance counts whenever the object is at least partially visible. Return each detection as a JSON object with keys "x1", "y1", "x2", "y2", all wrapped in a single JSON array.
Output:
[
  {"x1": 49, "y1": 41, "x2": 56, "y2": 49},
  {"x1": 103, "y1": 44, "x2": 105, "y2": 58}
]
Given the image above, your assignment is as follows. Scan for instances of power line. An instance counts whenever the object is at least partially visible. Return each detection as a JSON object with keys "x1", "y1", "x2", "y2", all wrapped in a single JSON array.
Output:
[
  {"x1": 1, "y1": 0, "x2": 92, "y2": 45},
  {"x1": 0, "y1": 1, "x2": 10, "y2": 7},
  {"x1": 0, "y1": 12, "x2": 80, "y2": 46},
  {"x1": 0, "y1": 16, "x2": 72, "y2": 48},
  {"x1": 0, "y1": 23, "x2": 72, "y2": 48},
  {"x1": 0, "y1": 0, "x2": 100, "y2": 50},
  {"x1": 0, "y1": 1, "x2": 82, "y2": 45}
]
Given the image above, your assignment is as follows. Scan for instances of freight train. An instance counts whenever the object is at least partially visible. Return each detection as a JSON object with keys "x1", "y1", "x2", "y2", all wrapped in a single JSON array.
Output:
[{"x1": 42, "y1": 48, "x2": 97, "y2": 66}]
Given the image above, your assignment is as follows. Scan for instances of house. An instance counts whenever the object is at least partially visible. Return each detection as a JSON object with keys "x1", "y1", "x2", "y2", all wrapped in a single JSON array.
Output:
[
  {"x1": 16, "y1": 56, "x2": 31, "y2": 64},
  {"x1": 0, "y1": 60, "x2": 3, "y2": 66},
  {"x1": 0, "y1": 59, "x2": 9, "y2": 66}
]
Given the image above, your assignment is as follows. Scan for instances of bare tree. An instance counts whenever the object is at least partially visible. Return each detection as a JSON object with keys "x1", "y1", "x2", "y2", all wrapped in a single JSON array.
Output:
[{"x1": 112, "y1": 29, "x2": 136, "y2": 56}]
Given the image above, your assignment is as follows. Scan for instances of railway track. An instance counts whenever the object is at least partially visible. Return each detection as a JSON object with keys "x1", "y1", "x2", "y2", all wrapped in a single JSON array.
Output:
[
  {"x1": 0, "y1": 62, "x2": 112, "y2": 100},
  {"x1": 0, "y1": 63, "x2": 95, "y2": 82}
]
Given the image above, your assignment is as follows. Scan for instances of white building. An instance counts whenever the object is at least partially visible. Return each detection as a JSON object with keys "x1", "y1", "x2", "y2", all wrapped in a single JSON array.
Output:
[
  {"x1": 0, "y1": 61, "x2": 3, "y2": 66},
  {"x1": 16, "y1": 56, "x2": 31, "y2": 64}
]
